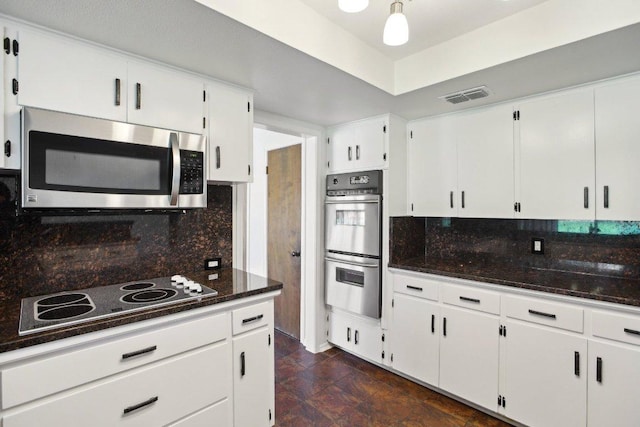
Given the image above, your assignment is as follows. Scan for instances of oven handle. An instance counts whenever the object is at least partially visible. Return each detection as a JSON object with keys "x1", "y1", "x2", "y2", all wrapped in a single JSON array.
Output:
[
  {"x1": 324, "y1": 256, "x2": 379, "y2": 269},
  {"x1": 325, "y1": 199, "x2": 380, "y2": 205},
  {"x1": 169, "y1": 132, "x2": 180, "y2": 206}
]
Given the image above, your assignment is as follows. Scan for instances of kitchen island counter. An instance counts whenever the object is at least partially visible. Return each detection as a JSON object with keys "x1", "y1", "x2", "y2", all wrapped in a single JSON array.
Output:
[{"x1": 0, "y1": 268, "x2": 282, "y2": 353}]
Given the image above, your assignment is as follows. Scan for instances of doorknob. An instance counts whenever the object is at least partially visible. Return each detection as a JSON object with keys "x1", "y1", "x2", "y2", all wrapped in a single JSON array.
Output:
[{"x1": 291, "y1": 251, "x2": 301, "y2": 257}]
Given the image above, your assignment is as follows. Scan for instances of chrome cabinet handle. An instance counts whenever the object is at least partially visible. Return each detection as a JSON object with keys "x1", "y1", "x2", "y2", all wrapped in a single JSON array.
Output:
[
  {"x1": 215, "y1": 146, "x2": 221, "y2": 169},
  {"x1": 604, "y1": 186, "x2": 609, "y2": 208},
  {"x1": 169, "y1": 133, "x2": 180, "y2": 206},
  {"x1": 356, "y1": 145, "x2": 360, "y2": 160},
  {"x1": 240, "y1": 352, "x2": 246, "y2": 377},
  {"x1": 242, "y1": 314, "x2": 264, "y2": 324},
  {"x1": 461, "y1": 191, "x2": 465, "y2": 209},
  {"x1": 450, "y1": 191, "x2": 454, "y2": 209},
  {"x1": 354, "y1": 330, "x2": 359, "y2": 345},
  {"x1": 348, "y1": 146, "x2": 352, "y2": 161}
]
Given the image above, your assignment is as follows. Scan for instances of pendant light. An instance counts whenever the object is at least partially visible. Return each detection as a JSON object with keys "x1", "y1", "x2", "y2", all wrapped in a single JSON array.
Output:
[
  {"x1": 383, "y1": 1, "x2": 409, "y2": 46},
  {"x1": 338, "y1": 0, "x2": 369, "y2": 13}
]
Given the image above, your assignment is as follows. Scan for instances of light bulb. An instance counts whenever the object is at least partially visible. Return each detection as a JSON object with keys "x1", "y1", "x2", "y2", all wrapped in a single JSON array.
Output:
[
  {"x1": 383, "y1": 2, "x2": 409, "y2": 46},
  {"x1": 338, "y1": 0, "x2": 369, "y2": 13}
]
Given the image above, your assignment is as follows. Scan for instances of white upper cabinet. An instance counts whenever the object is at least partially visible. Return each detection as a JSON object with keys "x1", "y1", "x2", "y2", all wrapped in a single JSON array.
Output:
[
  {"x1": 127, "y1": 61, "x2": 204, "y2": 134},
  {"x1": 515, "y1": 89, "x2": 595, "y2": 220},
  {"x1": 408, "y1": 105, "x2": 514, "y2": 219},
  {"x1": 18, "y1": 29, "x2": 127, "y2": 122},
  {"x1": 407, "y1": 115, "x2": 458, "y2": 217},
  {"x1": 456, "y1": 105, "x2": 515, "y2": 218},
  {"x1": 594, "y1": 76, "x2": 640, "y2": 221},
  {"x1": 206, "y1": 82, "x2": 253, "y2": 182},
  {"x1": 327, "y1": 116, "x2": 387, "y2": 173}
]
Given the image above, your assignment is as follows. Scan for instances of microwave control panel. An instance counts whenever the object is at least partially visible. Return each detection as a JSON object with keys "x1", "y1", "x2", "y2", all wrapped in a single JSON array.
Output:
[{"x1": 179, "y1": 150, "x2": 204, "y2": 194}]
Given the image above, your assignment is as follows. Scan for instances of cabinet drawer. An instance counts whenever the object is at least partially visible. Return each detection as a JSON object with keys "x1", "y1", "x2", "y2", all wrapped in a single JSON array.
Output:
[
  {"x1": 504, "y1": 295, "x2": 583, "y2": 333},
  {"x1": 232, "y1": 301, "x2": 273, "y2": 335},
  {"x1": 393, "y1": 274, "x2": 439, "y2": 301},
  {"x1": 168, "y1": 399, "x2": 230, "y2": 427},
  {"x1": 2, "y1": 313, "x2": 229, "y2": 410},
  {"x1": 3, "y1": 344, "x2": 230, "y2": 427},
  {"x1": 441, "y1": 284, "x2": 500, "y2": 315},
  {"x1": 593, "y1": 310, "x2": 640, "y2": 346}
]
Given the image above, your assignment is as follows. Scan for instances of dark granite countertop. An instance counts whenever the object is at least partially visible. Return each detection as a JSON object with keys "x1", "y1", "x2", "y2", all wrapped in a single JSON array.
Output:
[
  {"x1": 389, "y1": 257, "x2": 640, "y2": 308},
  {"x1": 0, "y1": 268, "x2": 282, "y2": 354}
]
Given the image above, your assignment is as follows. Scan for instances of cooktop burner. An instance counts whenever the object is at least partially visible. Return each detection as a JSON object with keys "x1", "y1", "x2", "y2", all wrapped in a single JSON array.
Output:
[{"x1": 19, "y1": 275, "x2": 218, "y2": 336}]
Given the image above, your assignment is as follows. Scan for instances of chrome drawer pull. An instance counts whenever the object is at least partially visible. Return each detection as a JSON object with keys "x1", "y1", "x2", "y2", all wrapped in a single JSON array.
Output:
[
  {"x1": 528, "y1": 309, "x2": 556, "y2": 319},
  {"x1": 124, "y1": 396, "x2": 158, "y2": 415},
  {"x1": 459, "y1": 296, "x2": 480, "y2": 304},
  {"x1": 242, "y1": 314, "x2": 264, "y2": 324},
  {"x1": 122, "y1": 345, "x2": 157, "y2": 360},
  {"x1": 406, "y1": 285, "x2": 423, "y2": 292}
]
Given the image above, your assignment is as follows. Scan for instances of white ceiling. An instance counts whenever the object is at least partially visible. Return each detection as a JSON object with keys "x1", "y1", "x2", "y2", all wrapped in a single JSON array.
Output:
[
  {"x1": 0, "y1": 0, "x2": 639, "y2": 127},
  {"x1": 298, "y1": 0, "x2": 549, "y2": 60}
]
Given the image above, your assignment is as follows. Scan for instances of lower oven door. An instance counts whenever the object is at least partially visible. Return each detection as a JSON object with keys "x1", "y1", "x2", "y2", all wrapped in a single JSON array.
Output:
[{"x1": 325, "y1": 253, "x2": 381, "y2": 319}]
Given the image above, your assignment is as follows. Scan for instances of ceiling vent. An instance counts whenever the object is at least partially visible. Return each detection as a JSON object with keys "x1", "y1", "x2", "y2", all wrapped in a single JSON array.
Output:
[{"x1": 439, "y1": 86, "x2": 490, "y2": 104}]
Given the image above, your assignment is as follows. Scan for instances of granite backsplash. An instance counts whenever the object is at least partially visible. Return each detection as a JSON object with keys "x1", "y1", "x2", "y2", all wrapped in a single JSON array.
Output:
[
  {"x1": 0, "y1": 172, "x2": 232, "y2": 299},
  {"x1": 390, "y1": 216, "x2": 640, "y2": 280}
]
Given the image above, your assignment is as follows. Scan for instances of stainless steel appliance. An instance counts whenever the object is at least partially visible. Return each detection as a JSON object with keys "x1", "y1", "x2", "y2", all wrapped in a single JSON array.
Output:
[
  {"x1": 22, "y1": 108, "x2": 207, "y2": 210},
  {"x1": 19, "y1": 275, "x2": 218, "y2": 335},
  {"x1": 325, "y1": 170, "x2": 382, "y2": 319}
]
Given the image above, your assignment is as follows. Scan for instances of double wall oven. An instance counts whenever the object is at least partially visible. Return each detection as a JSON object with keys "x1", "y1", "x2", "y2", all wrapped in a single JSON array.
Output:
[{"x1": 325, "y1": 170, "x2": 382, "y2": 319}]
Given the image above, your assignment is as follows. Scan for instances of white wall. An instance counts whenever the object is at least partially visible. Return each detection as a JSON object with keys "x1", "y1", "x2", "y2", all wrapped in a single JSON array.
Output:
[{"x1": 247, "y1": 128, "x2": 304, "y2": 277}]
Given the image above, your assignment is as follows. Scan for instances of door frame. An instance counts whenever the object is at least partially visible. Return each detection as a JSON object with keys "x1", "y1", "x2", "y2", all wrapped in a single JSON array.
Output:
[{"x1": 239, "y1": 111, "x2": 328, "y2": 353}]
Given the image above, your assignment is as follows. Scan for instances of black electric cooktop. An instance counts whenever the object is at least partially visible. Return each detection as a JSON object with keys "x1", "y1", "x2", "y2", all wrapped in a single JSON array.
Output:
[{"x1": 19, "y1": 275, "x2": 218, "y2": 336}]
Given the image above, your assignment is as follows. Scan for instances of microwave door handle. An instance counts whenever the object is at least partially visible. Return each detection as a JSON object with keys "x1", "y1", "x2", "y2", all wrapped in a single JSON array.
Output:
[{"x1": 170, "y1": 132, "x2": 180, "y2": 206}]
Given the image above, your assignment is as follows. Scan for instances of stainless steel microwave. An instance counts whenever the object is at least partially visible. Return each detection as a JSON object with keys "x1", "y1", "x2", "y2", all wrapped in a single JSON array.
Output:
[{"x1": 21, "y1": 108, "x2": 207, "y2": 210}]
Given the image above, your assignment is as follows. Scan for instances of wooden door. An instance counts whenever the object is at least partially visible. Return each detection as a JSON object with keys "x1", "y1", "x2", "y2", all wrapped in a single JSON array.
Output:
[{"x1": 267, "y1": 144, "x2": 301, "y2": 339}]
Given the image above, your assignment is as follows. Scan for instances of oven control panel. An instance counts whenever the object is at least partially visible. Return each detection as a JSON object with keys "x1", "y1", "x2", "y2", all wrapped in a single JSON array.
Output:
[
  {"x1": 326, "y1": 170, "x2": 382, "y2": 196},
  {"x1": 179, "y1": 150, "x2": 204, "y2": 194}
]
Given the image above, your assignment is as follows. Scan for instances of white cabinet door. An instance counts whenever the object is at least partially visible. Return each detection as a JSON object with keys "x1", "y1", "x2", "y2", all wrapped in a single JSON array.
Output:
[
  {"x1": 327, "y1": 125, "x2": 354, "y2": 173},
  {"x1": 457, "y1": 105, "x2": 515, "y2": 218},
  {"x1": 407, "y1": 116, "x2": 458, "y2": 216},
  {"x1": 327, "y1": 117, "x2": 386, "y2": 173},
  {"x1": 595, "y1": 77, "x2": 640, "y2": 221},
  {"x1": 588, "y1": 340, "x2": 640, "y2": 427},
  {"x1": 516, "y1": 89, "x2": 595, "y2": 220},
  {"x1": 439, "y1": 306, "x2": 499, "y2": 410},
  {"x1": 502, "y1": 321, "x2": 587, "y2": 427},
  {"x1": 353, "y1": 117, "x2": 386, "y2": 170},
  {"x1": 207, "y1": 82, "x2": 253, "y2": 182},
  {"x1": 392, "y1": 293, "x2": 439, "y2": 385},
  {"x1": 233, "y1": 327, "x2": 271, "y2": 427},
  {"x1": 127, "y1": 62, "x2": 204, "y2": 134},
  {"x1": 18, "y1": 29, "x2": 127, "y2": 122}
]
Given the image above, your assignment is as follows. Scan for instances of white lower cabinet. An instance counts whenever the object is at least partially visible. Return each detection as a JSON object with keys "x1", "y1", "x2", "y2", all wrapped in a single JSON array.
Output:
[
  {"x1": 388, "y1": 271, "x2": 640, "y2": 427},
  {"x1": 439, "y1": 305, "x2": 500, "y2": 410},
  {"x1": 3, "y1": 344, "x2": 228, "y2": 427},
  {"x1": 232, "y1": 301, "x2": 275, "y2": 427},
  {"x1": 0, "y1": 295, "x2": 278, "y2": 427},
  {"x1": 391, "y1": 293, "x2": 439, "y2": 385},
  {"x1": 501, "y1": 321, "x2": 587, "y2": 427},
  {"x1": 329, "y1": 308, "x2": 383, "y2": 364}
]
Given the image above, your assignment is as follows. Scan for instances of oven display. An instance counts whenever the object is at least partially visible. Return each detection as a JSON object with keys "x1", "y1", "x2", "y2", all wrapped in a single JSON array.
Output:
[{"x1": 350, "y1": 175, "x2": 370, "y2": 185}]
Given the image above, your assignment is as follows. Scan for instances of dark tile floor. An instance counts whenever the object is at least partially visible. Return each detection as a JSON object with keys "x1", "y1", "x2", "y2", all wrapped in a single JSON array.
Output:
[{"x1": 274, "y1": 330, "x2": 514, "y2": 427}]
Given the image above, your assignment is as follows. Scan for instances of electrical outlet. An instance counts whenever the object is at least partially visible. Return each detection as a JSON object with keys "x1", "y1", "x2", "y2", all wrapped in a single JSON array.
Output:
[
  {"x1": 531, "y1": 238, "x2": 545, "y2": 255},
  {"x1": 204, "y1": 257, "x2": 222, "y2": 270}
]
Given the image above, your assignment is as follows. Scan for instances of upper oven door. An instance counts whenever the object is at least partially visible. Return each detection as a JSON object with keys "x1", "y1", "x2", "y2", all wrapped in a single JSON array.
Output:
[
  {"x1": 325, "y1": 194, "x2": 381, "y2": 257},
  {"x1": 22, "y1": 108, "x2": 206, "y2": 209}
]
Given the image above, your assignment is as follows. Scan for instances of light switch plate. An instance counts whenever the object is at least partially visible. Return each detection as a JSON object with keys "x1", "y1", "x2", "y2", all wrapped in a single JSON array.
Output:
[{"x1": 531, "y1": 238, "x2": 545, "y2": 255}]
